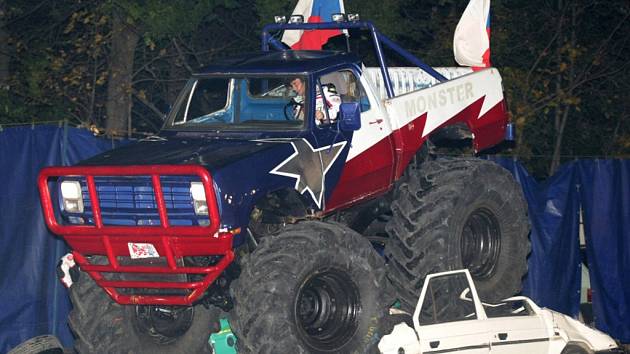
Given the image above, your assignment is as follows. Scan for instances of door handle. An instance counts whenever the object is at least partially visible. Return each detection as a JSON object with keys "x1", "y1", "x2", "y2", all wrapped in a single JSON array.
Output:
[
  {"x1": 430, "y1": 341, "x2": 440, "y2": 348},
  {"x1": 498, "y1": 333, "x2": 508, "y2": 340},
  {"x1": 369, "y1": 119, "x2": 383, "y2": 125}
]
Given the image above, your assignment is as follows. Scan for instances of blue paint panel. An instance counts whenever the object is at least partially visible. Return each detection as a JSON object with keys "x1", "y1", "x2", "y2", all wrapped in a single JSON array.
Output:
[{"x1": 237, "y1": 80, "x2": 289, "y2": 122}]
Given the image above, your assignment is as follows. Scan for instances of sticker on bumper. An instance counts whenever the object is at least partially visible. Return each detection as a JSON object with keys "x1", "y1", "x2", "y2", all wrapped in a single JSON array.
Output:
[{"x1": 128, "y1": 242, "x2": 160, "y2": 259}]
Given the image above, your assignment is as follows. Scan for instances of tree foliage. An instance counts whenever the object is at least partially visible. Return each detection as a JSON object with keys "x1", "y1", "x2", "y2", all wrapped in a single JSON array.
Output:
[
  {"x1": 1, "y1": 0, "x2": 246, "y2": 133},
  {"x1": 494, "y1": 0, "x2": 630, "y2": 175},
  {"x1": 1, "y1": 0, "x2": 628, "y2": 176}
]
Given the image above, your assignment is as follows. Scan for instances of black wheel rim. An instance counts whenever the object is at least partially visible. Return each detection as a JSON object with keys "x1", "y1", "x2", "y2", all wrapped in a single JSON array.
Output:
[
  {"x1": 134, "y1": 305, "x2": 194, "y2": 344},
  {"x1": 294, "y1": 268, "x2": 361, "y2": 352},
  {"x1": 460, "y1": 207, "x2": 501, "y2": 279}
]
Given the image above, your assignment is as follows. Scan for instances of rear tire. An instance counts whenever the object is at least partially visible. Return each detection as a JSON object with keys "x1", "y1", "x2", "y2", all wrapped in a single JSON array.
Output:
[
  {"x1": 385, "y1": 158, "x2": 530, "y2": 309},
  {"x1": 231, "y1": 221, "x2": 392, "y2": 353},
  {"x1": 68, "y1": 270, "x2": 219, "y2": 353}
]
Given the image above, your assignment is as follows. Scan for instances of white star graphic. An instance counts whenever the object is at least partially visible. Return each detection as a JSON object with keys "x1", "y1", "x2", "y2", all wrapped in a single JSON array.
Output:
[{"x1": 270, "y1": 138, "x2": 347, "y2": 209}]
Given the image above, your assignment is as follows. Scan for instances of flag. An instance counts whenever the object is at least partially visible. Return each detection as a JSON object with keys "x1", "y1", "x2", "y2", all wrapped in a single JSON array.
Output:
[
  {"x1": 282, "y1": 0, "x2": 345, "y2": 50},
  {"x1": 453, "y1": 0, "x2": 491, "y2": 69}
]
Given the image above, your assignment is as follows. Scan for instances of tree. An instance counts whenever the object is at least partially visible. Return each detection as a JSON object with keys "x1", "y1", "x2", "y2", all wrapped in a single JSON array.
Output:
[
  {"x1": 495, "y1": 0, "x2": 630, "y2": 176},
  {"x1": 2, "y1": 0, "x2": 628, "y2": 171},
  {"x1": 104, "y1": 0, "x2": 239, "y2": 136},
  {"x1": 105, "y1": 5, "x2": 139, "y2": 136},
  {"x1": 0, "y1": 2, "x2": 9, "y2": 87},
  {"x1": 0, "y1": 0, "x2": 245, "y2": 134}
]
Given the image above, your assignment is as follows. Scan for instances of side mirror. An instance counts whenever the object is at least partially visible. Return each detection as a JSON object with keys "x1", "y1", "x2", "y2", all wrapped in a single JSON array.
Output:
[{"x1": 338, "y1": 102, "x2": 361, "y2": 131}]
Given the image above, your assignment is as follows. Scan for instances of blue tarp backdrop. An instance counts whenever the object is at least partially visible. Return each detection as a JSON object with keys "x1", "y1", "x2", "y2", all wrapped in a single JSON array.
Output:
[
  {"x1": 0, "y1": 125, "x2": 125, "y2": 351},
  {"x1": 0, "y1": 125, "x2": 628, "y2": 352},
  {"x1": 496, "y1": 159, "x2": 630, "y2": 342},
  {"x1": 578, "y1": 161, "x2": 630, "y2": 342},
  {"x1": 488, "y1": 158, "x2": 583, "y2": 318}
]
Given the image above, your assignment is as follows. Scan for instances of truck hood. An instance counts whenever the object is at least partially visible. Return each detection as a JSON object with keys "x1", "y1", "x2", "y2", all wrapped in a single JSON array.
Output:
[
  {"x1": 547, "y1": 309, "x2": 619, "y2": 351},
  {"x1": 77, "y1": 135, "x2": 350, "y2": 237},
  {"x1": 79, "y1": 137, "x2": 276, "y2": 171}
]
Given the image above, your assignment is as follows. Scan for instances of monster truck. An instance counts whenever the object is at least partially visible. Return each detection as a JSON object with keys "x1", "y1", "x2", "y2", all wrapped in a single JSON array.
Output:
[
  {"x1": 38, "y1": 19, "x2": 529, "y2": 353},
  {"x1": 378, "y1": 269, "x2": 622, "y2": 354}
]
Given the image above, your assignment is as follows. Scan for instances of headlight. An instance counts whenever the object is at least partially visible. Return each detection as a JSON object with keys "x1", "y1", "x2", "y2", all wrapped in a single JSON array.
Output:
[
  {"x1": 347, "y1": 13, "x2": 360, "y2": 22},
  {"x1": 190, "y1": 182, "x2": 208, "y2": 215},
  {"x1": 289, "y1": 15, "x2": 304, "y2": 24},
  {"x1": 332, "y1": 13, "x2": 346, "y2": 22},
  {"x1": 61, "y1": 181, "x2": 84, "y2": 213}
]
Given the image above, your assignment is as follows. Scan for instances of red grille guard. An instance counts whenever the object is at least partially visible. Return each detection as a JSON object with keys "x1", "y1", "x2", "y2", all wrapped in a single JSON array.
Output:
[{"x1": 38, "y1": 164, "x2": 234, "y2": 306}]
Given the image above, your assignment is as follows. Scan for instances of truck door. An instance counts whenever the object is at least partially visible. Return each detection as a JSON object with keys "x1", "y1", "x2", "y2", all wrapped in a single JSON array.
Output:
[
  {"x1": 483, "y1": 299, "x2": 551, "y2": 353},
  {"x1": 413, "y1": 271, "x2": 490, "y2": 354},
  {"x1": 322, "y1": 69, "x2": 396, "y2": 211}
]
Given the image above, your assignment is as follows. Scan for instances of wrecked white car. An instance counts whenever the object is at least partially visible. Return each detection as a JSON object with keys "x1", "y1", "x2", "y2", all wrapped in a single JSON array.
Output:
[{"x1": 379, "y1": 269, "x2": 622, "y2": 354}]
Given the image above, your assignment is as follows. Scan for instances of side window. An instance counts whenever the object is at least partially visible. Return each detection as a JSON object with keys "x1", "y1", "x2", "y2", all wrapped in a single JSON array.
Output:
[
  {"x1": 320, "y1": 70, "x2": 371, "y2": 113},
  {"x1": 418, "y1": 273, "x2": 478, "y2": 325}
]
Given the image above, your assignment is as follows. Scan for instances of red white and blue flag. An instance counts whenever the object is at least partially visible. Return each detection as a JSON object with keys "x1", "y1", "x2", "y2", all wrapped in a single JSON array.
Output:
[
  {"x1": 282, "y1": 0, "x2": 345, "y2": 50},
  {"x1": 453, "y1": 0, "x2": 491, "y2": 69}
]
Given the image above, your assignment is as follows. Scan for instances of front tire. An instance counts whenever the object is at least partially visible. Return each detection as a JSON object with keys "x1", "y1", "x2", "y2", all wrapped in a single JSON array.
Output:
[
  {"x1": 68, "y1": 270, "x2": 219, "y2": 353},
  {"x1": 561, "y1": 343, "x2": 593, "y2": 354},
  {"x1": 231, "y1": 221, "x2": 392, "y2": 353},
  {"x1": 8, "y1": 335, "x2": 63, "y2": 354},
  {"x1": 385, "y1": 158, "x2": 530, "y2": 309}
]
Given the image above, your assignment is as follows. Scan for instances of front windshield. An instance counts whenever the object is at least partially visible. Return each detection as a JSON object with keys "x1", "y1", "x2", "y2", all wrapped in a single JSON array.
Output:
[{"x1": 168, "y1": 75, "x2": 307, "y2": 130}]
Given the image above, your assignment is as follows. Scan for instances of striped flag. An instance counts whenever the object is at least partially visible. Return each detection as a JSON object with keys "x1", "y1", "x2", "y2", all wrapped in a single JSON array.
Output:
[
  {"x1": 453, "y1": 0, "x2": 491, "y2": 69},
  {"x1": 282, "y1": 0, "x2": 345, "y2": 50}
]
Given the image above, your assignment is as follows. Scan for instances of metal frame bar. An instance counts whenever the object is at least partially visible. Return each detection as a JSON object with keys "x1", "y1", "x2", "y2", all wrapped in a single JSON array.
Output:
[
  {"x1": 261, "y1": 21, "x2": 448, "y2": 99},
  {"x1": 38, "y1": 164, "x2": 233, "y2": 306},
  {"x1": 38, "y1": 165, "x2": 220, "y2": 236}
]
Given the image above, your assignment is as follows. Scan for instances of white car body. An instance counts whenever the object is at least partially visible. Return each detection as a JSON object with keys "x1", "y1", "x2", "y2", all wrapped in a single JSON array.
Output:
[{"x1": 379, "y1": 269, "x2": 621, "y2": 354}]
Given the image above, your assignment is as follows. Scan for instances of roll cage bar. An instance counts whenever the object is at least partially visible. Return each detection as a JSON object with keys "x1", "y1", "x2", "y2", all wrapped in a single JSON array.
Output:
[{"x1": 262, "y1": 21, "x2": 449, "y2": 99}]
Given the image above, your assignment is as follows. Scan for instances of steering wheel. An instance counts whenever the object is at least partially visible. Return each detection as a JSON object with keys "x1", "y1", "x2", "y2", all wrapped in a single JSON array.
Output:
[{"x1": 284, "y1": 100, "x2": 302, "y2": 121}]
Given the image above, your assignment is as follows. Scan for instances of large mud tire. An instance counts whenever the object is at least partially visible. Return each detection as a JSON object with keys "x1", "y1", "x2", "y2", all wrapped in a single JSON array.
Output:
[
  {"x1": 68, "y1": 270, "x2": 219, "y2": 354},
  {"x1": 231, "y1": 221, "x2": 392, "y2": 354},
  {"x1": 8, "y1": 335, "x2": 63, "y2": 354},
  {"x1": 385, "y1": 158, "x2": 530, "y2": 310}
]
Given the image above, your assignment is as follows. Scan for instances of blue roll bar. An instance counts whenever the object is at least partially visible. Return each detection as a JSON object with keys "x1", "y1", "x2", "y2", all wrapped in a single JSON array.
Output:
[{"x1": 261, "y1": 21, "x2": 448, "y2": 99}]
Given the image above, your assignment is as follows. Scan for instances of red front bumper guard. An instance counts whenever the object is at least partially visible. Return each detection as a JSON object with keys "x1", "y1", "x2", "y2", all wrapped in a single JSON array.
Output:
[{"x1": 38, "y1": 164, "x2": 234, "y2": 306}]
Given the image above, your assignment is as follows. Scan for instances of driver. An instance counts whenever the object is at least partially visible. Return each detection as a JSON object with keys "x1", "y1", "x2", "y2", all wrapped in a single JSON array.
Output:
[{"x1": 289, "y1": 77, "x2": 341, "y2": 125}]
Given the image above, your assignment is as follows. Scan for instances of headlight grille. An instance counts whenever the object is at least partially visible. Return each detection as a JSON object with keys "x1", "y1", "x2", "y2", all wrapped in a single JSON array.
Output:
[{"x1": 70, "y1": 176, "x2": 208, "y2": 226}]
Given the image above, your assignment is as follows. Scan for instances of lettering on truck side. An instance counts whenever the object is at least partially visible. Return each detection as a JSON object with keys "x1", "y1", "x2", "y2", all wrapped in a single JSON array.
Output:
[
  {"x1": 404, "y1": 82, "x2": 474, "y2": 117},
  {"x1": 384, "y1": 69, "x2": 504, "y2": 139}
]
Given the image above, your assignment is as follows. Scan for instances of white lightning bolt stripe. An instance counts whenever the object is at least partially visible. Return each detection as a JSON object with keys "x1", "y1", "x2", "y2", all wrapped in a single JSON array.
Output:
[{"x1": 384, "y1": 68, "x2": 504, "y2": 138}]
